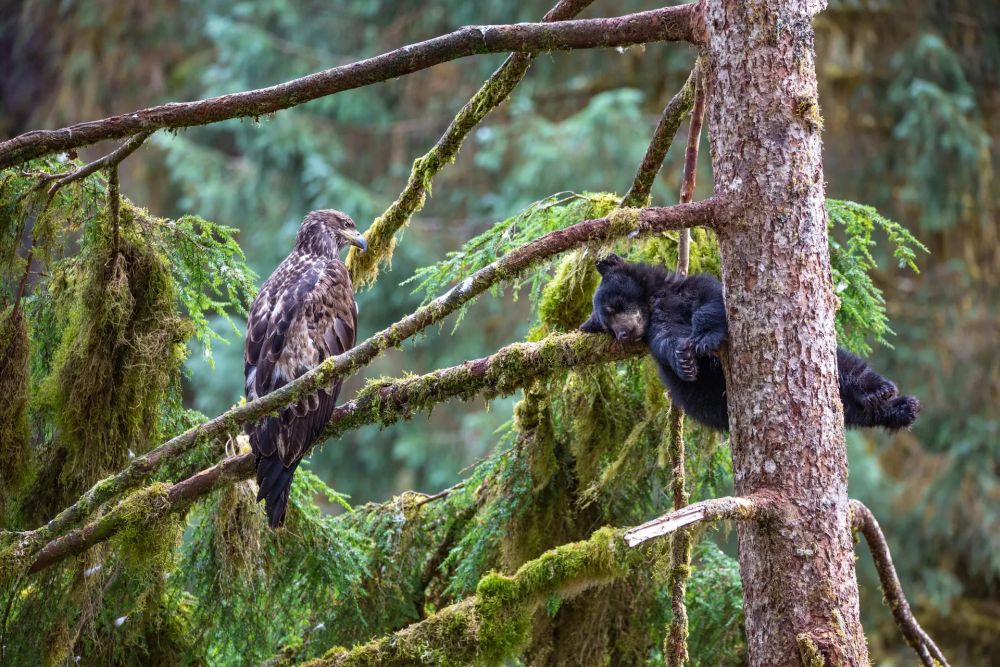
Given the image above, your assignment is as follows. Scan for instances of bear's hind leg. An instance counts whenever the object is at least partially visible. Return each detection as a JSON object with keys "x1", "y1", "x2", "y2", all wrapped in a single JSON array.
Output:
[
  {"x1": 872, "y1": 395, "x2": 921, "y2": 431},
  {"x1": 689, "y1": 301, "x2": 728, "y2": 357}
]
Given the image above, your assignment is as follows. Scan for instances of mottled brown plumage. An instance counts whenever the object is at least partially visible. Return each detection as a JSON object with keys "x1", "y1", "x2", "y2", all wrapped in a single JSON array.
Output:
[{"x1": 244, "y1": 209, "x2": 366, "y2": 527}]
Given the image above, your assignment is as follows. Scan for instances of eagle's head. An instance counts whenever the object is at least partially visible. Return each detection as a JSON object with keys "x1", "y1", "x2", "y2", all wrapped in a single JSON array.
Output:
[{"x1": 294, "y1": 209, "x2": 368, "y2": 257}]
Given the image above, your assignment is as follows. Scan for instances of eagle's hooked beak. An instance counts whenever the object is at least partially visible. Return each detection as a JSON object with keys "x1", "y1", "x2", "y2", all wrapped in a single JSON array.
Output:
[{"x1": 344, "y1": 229, "x2": 368, "y2": 253}]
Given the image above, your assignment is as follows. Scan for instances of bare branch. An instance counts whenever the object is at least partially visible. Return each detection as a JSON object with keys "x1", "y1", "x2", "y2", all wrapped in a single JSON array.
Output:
[
  {"x1": 0, "y1": 5, "x2": 699, "y2": 169},
  {"x1": 347, "y1": 0, "x2": 597, "y2": 287},
  {"x1": 675, "y1": 61, "x2": 705, "y2": 276},
  {"x1": 623, "y1": 494, "x2": 774, "y2": 547},
  {"x1": 6, "y1": 195, "x2": 725, "y2": 567},
  {"x1": 24, "y1": 332, "x2": 645, "y2": 574},
  {"x1": 850, "y1": 500, "x2": 951, "y2": 667}
]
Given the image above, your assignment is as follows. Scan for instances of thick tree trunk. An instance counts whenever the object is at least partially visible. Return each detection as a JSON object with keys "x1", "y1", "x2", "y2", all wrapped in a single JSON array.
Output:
[{"x1": 701, "y1": 0, "x2": 869, "y2": 664}]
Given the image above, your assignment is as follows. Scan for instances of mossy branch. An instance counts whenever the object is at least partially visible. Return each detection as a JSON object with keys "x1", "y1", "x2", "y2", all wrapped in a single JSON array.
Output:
[
  {"x1": 0, "y1": 4, "x2": 700, "y2": 169},
  {"x1": 299, "y1": 526, "x2": 642, "y2": 667},
  {"x1": 347, "y1": 0, "x2": 596, "y2": 287},
  {"x1": 850, "y1": 501, "x2": 950, "y2": 667},
  {"x1": 19, "y1": 332, "x2": 645, "y2": 575},
  {"x1": 621, "y1": 68, "x2": 697, "y2": 208},
  {"x1": 623, "y1": 493, "x2": 778, "y2": 548},
  {"x1": 7, "y1": 196, "x2": 724, "y2": 567}
]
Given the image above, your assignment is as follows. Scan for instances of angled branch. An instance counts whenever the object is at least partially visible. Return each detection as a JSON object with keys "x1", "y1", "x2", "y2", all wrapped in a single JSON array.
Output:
[
  {"x1": 0, "y1": 4, "x2": 700, "y2": 169},
  {"x1": 23, "y1": 332, "x2": 645, "y2": 574},
  {"x1": 9, "y1": 195, "x2": 725, "y2": 564},
  {"x1": 41, "y1": 131, "x2": 152, "y2": 199},
  {"x1": 850, "y1": 500, "x2": 951, "y2": 667},
  {"x1": 347, "y1": 0, "x2": 597, "y2": 287},
  {"x1": 623, "y1": 493, "x2": 776, "y2": 547},
  {"x1": 621, "y1": 68, "x2": 696, "y2": 208}
]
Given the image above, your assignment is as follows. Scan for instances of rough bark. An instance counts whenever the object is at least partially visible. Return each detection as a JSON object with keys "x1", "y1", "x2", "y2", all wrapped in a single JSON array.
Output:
[
  {"x1": 702, "y1": 0, "x2": 869, "y2": 663},
  {"x1": 0, "y1": 5, "x2": 698, "y2": 169}
]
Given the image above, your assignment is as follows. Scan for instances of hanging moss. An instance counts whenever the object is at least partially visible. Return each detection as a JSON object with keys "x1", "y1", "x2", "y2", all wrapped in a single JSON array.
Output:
[
  {"x1": 534, "y1": 251, "x2": 598, "y2": 337},
  {"x1": 0, "y1": 304, "x2": 31, "y2": 518},
  {"x1": 31, "y1": 204, "x2": 192, "y2": 515}
]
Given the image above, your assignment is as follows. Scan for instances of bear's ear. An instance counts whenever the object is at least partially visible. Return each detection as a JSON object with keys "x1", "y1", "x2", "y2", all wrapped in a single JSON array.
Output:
[
  {"x1": 595, "y1": 253, "x2": 625, "y2": 276},
  {"x1": 579, "y1": 313, "x2": 604, "y2": 333}
]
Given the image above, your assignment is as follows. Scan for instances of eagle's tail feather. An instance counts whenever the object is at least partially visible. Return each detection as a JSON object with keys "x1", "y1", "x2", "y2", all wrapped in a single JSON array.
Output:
[{"x1": 255, "y1": 454, "x2": 300, "y2": 529}]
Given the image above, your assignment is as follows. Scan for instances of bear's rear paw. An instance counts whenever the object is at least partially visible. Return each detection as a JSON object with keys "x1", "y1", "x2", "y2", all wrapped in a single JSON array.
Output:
[
  {"x1": 674, "y1": 339, "x2": 698, "y2": 381},
  {"x1": 878, "y1": 395, "x2": 920, "y2": 431},
  {"x1": 863, "y1": 379, "x2": 898, "y2": 408}
]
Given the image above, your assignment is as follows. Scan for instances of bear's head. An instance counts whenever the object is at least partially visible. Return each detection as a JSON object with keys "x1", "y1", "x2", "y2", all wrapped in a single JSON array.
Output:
[{"x1": 579, "y1": 253, "x2": 649, "y2": 343}]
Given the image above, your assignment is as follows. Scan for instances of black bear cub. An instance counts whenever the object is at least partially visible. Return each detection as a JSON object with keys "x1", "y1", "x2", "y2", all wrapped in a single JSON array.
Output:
[{"x1": 579, "y1": 254, "x2": 919, "y2": 432}]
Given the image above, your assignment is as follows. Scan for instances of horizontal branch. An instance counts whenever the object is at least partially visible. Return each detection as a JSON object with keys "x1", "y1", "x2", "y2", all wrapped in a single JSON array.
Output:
[
  {"x1": 623, "y1": 493, "x2": 777, "y2": 547},
  {"x1": 850, "y1": 500, "x2": 951, "y2": 667},
  {"x1": 8, "y1": 195, "x2": 724, "y2": 567},
  {"x1": 24, "y1": 332, "x2": 645, "y2": 574},
  {"x1": 0, "y1": 4, "x2": 698, "y2": 169}
]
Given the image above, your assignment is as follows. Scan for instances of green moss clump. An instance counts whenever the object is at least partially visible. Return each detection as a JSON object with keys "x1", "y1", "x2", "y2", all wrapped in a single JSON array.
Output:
[
  {"x1": 31, "y1": 204, "x2": 192, "y2": 516},
  {"x1": 0, "y1": 304, "x2": 31, "y2": 517},
  {"x1": 534, "y1": 251, "x2": 598, "y2": 336}
]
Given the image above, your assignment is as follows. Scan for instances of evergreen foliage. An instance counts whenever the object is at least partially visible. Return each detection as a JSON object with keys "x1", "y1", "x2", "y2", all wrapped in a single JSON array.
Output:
[{"x1": 1, "y1": 0, "x2": 995, "y2": 662}]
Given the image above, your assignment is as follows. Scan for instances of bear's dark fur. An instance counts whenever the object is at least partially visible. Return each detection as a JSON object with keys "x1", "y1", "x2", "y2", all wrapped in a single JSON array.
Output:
[{"x1": 579, "y1": 254, "x2": 920, "y2": 432}]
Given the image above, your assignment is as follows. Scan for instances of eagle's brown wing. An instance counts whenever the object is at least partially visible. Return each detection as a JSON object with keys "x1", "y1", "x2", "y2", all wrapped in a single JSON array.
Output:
[{"x1": 244, "y1": 253, "x2": 357, "y2": 527}]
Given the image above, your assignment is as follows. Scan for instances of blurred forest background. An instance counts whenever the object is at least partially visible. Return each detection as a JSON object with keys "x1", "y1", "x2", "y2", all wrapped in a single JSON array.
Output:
[{"x1": 1, "y1": 0, "x2": 997, "y2": 663}]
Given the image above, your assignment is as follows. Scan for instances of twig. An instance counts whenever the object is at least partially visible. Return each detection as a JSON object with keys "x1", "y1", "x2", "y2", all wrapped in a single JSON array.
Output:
[
  {"x1": 5, "y1": 195, "x2": 726, "y2": 570},
  {"x1": 850, "y1": 500, "x2": 951, "y2": 667},
  {"x1": 0, "y1": 5, "x2": 700, "y2": 169},
  {"x1": 347, "y1": 0, "x2": 597, "y2": 287},
  {"x1": 623, "y1": 494, "x2": 774, "y2": 547},
  {"x1": 41, "y1": 132, "x2": 152, "y2": 200},
  {"x1": 108, "y1": 166, "x2": 121, "y2": 252},
  {"x1": 415, "y1": 481, "x2": 466, "y2": 507},
  {"x1": 25, "y1": 332, "x2": 646, "y2": 574}
]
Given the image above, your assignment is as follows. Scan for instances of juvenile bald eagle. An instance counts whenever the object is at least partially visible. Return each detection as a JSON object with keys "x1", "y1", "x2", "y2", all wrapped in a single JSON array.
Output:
[{"x1": 244, "y1": 209, "x2": 366, "y2": 528}]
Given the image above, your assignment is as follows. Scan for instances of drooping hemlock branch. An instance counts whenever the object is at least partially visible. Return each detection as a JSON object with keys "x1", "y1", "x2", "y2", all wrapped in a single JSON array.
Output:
[
  {"x1": 346, "y1": 0, "x2": 597, "y2": 287},
  {"x1": 0, "y1": 4, "x2": 700, "y2": 169},
  {"x1": 850, "y1": 501, "x2": 951, "y2": 667},
  {"x1": 23, "y1": 332, "x2": 645, "y2": 575},
  {"x1": 6, "y1": 195, "x2": 725, "y2": 568}
]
